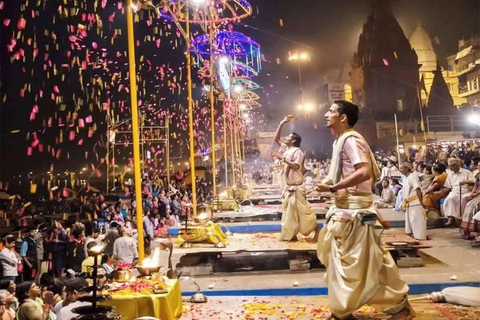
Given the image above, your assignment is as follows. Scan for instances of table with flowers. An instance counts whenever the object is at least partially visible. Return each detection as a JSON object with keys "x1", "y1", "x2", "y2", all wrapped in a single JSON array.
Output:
[{"x1": 101, "y1": 278, "x2": 183, "y2": 320}]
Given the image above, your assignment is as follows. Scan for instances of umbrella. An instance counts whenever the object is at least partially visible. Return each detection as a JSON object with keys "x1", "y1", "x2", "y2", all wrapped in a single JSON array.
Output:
[{"x1": 410, "y1": 286, "x2": 480, "y2": 307}]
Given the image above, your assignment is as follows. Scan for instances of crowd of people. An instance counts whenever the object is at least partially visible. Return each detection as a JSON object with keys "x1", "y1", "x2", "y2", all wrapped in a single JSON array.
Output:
[
  {"x1": 0, "y1": 168, "x2": 221, "y2": 320},
  {"x1": 372, "y1": 143, "x2": 480, "y2": 246}
]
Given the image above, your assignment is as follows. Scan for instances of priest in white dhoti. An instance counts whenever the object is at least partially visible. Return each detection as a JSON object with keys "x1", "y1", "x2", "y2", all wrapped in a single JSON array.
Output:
[
  {"x1": 316, "y1": 101, "x2": 413, "y2": 320},
  {"x1": 400, "y1": 163, "x2": 427, "y2": 240},
  {"x1": 273, "y1": 116, "x2": 317, "y2": 241},
  {"x1": 444, "y1": 158, "x2": 474, "y2": 227}
]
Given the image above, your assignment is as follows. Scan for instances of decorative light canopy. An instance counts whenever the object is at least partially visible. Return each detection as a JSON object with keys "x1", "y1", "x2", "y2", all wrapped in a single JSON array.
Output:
[
  {"x1": 191, "y1": 31, "x2": 261, "y2": 74},
  {"x1": 161, "y1": 0, "x2": 252, "y2": 24}
]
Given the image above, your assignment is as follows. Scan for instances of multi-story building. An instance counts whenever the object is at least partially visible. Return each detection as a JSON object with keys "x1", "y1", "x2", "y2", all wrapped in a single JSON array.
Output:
[{"x1": 456, "y1": 36, "x2": 480, "y2": 107}]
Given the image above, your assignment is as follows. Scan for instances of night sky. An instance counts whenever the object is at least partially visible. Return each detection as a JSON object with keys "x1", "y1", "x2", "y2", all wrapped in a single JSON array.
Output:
[{"x1": 1, "y1": 0, "x2": 479, "y2": 181}]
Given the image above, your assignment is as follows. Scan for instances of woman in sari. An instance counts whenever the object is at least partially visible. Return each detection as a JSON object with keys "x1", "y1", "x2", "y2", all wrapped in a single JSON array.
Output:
[
  {"x1": 460, "y1": 173, "x2": 480, "y2": 239},
  {"x1": 422, "y1": 163, "x2": 448, "y2": 210}
]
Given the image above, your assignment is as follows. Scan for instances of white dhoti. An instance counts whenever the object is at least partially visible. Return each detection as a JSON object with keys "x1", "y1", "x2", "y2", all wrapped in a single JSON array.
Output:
[
  {"x1": 317, "y1": 196, "x2": 408, "y2": 319},
  {"x1": 280, "y1": 183, "x2": 317, "y2": 241},
  {"x1": 444, "y1": 192, "x2": 471, "y2": 219},
  {"x1": 405, "y1": 204, "x2": 427, "y2": 240}
]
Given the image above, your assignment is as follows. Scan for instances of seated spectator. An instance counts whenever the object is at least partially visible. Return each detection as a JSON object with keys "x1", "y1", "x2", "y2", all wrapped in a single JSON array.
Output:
[
  {"x1": 391, "y1": 178, "x2": 402, "y2": 196},
  {"x1": 444, "y1": 158, "x2": 475, "y2": 227},
  {"x1": 0, "y1": 289, "x2": 16, "y2": 320},
  {"x1": 0, "y1": 281, "x2": 17, "y2": 311},
  {"x1": 387, "y1": 160, "x2": 402, "y2": 179},
  {"x1": 374, "y1": 180, "x2": 396, "y2": 209},
  {"x1": 374, "y1": 161, "x2": 389, "y2": 196},
  {"x1": 470, "y1": 157, "x2": 480, "y2": 176},
  {"x1": 422, "y1": 163, "x2": 448, "y2": 210},
  {"x1": 394, "y1": 176, "x2": 405, "y2": 212},
  {"x1": 460, "y1": 171, "x2": 480, "y2": 239},
  {"x1": 419, "y1": 164, "x2": 434, "y2": 193}
]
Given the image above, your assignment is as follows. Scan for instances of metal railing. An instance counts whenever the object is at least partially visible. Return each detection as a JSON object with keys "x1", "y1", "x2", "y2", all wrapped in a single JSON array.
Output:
[{"x1": 426, "y1": 115, "x2": 465, "y2": 132}]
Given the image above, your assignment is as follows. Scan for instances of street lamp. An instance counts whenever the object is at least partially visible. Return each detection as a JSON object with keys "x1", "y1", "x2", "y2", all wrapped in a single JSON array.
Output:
[
  {"x1": 296, "y1": 101, "x2": 315, "y2": 116},
  {"x1": 288, "y1": 50, "x2": 311, "y2": 103}
]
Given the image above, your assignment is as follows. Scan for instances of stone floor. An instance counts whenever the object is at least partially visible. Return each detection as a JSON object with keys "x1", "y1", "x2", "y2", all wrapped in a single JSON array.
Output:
[{"x1": 181, "y1": 296, "x2": 474, "y2": 319}]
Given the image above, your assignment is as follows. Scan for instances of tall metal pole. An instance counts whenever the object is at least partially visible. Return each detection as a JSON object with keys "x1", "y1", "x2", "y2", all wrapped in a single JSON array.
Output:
[
  {"x1": 185, "y1": 7, "x2": 198, "y2": 217},
  {"x1": 126, "y1": 0, "x2": 144, "y2": 263},
  {"x1": 208, "y1": 27, "x2": 217, "y2": 197}
]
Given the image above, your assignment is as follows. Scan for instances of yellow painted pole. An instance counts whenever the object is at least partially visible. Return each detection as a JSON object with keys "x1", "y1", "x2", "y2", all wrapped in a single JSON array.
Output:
[
  {"x1": 229, "y1": 118, "x2": 236, "y2": 186},
  {"x1": 209, "y1": 28, "x2": 217, "y2": 197},
  {"x1": 126, "y1": 0, "x2": 144, "y2": 263},
  {"x1": 222, "y1": 105, "x2": 229, "y2": 188},
  {"x1": 166, "y1": 113, "x2": 171, "y2": 187},
  {"x1": 185, "y1": 8, "x2": 198, "y2": 217}
]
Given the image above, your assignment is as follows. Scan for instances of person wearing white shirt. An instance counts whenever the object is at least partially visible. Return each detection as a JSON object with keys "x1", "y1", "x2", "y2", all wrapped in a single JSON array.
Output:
[
  {"x1": 0, "y1": 235, "x2": 21, "y2": 282},
  {"x1": 400, "y1": 163, "x2": 427, "y2": 240},
  {"x1": 112, "y1": 227, "x2": 138, "y2": 265},
  {"x1": 444, "y1": 158, "x2": 475, "y2": 226},
  {"x1": 56, "y1": 278, "x2": 91, "y2": 320}
]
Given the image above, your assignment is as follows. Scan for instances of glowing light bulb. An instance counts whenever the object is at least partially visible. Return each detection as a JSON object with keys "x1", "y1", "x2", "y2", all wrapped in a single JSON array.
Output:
[
  {"x1": 468, "y1": 114, "x2": 480, "y2": 125},
  {"x1": 299, "y1": 52, "x2": 309, "y2": 60},
  {"x1": 305, "y1": 103, "x2": 314, "y2": 112},
  {"x1": 233, "y1": 85, "x2": 243, "y2": 93},
  {"x1": 219, "y1": 56, "x2": 229, "y2": 64}
]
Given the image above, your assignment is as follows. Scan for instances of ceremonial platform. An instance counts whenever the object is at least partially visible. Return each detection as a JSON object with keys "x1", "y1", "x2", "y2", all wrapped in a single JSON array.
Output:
[
  {"x1": 177, "y1": 228, "x2": 480, "y2": 320},
  {"x1": 157, "y1": 206, "x2": 446, "y2": 278}
]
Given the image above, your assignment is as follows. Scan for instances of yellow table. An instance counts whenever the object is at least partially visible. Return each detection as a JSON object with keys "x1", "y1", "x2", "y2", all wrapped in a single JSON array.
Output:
[{"x1": 102, "y1": 280, "x2": 183, "y2": 320}]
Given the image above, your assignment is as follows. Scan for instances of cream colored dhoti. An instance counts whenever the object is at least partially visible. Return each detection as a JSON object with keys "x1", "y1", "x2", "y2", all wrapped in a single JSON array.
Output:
[
  {"x1": 317, "y1": 195, "x2": 409, "y2": 319},
  {"x1": 280, "y1": 181, "x2": 317, "y2": 241}
]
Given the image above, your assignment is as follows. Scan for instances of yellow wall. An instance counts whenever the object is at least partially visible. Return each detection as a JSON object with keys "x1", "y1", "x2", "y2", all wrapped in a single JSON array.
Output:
[{"x1": 419, "y1": 70, "x2": 466, "y2": 107}]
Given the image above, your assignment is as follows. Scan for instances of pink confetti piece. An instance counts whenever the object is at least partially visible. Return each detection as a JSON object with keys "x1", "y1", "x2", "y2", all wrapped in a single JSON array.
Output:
[
  {"x1": 17, "y1": 17, "x2": 26, "y2": 30},
  {"x1": 3, "y1": 19, "x2": 10, "y2": 27}
]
